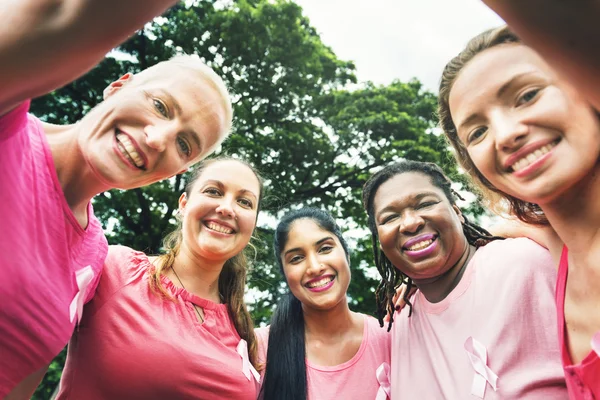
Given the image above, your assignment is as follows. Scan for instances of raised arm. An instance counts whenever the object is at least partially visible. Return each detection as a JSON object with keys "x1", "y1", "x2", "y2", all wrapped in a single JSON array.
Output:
[
  {"x1": 482, "y1": 0, "x2": 600, "y2": 112},
  {"x1": 0, "y1": 0, "x2": 179, "y2": 114}
]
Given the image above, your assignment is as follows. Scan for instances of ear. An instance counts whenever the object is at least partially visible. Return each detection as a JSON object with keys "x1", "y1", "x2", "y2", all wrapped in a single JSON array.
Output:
[
  {"x1": 178, "y1": 192, "x2": 188, "y2": 214},
  {"x1": 452, "y1": 204, "x2": 465, "y2": 223},
  {"x1": 103, "y1": 73, "x2": 133, "y2": 100}
]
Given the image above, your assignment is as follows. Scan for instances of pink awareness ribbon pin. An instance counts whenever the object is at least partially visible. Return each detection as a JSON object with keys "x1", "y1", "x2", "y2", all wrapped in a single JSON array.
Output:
[
  {"x1": 464, "y1": 336, "x2": 499, "y2": 398},
  {"x1": 375, "y1": 362, "x2": 391, "y2": 400},
  {"x1": 237, "y1": 339, "x2": 260, "y2": 383},
  {"x1": 592, "y1": 332, "x2": 600, "y2": 357},
  {"x1": 69, "y1": 265, "x2": 94, "y2": 324}
]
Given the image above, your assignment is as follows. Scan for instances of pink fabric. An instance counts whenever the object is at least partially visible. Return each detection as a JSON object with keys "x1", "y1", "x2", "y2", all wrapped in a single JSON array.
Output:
[
  {"x1": 0, "y1": 102, "x2": 108, "y2": 397},
  {"x1": 390, "y1": 238, "x2": 567, "y2": 399},
  {"x1": 556, "y1": 246, "x2": 600, "y2": 399},
  {"x1": 256, "y1": 314, "x2": 391, "y2": 400},
  {"x1": 57, "y1": 245, "x2": 259, "y2": 399}
]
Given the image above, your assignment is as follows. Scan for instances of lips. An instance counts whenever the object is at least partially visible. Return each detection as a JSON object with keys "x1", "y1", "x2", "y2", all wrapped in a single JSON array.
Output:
[
  {"x1": 203, "y1": 219, "x2": 236, "y2": 234},
  {"x1": 304, "y1": 275, "x2": 336, "y2": 292},
  {"x1": 402, "y1": 233, "x2": 436, "y2": 251},
  {"x1": 115, "y1": 131, "x2": 147, "y2": 170},
  {"x1": 503, "y1": 139, "x2": 559, "y2": 172}
]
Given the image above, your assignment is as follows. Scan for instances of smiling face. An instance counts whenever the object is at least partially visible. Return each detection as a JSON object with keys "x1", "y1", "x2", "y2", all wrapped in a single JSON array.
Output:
[
  {"x1": 449, "y1": 43, "x2": 600, "y2": 206},
  {"x1": 178, "y1": 160, "x2": 260, "y2": 263},
  {"x1": 280, "y1": 219, "x2": 351, "y2": 311},
  {"x1": 77, "y1": 62, "x2": 230, "y2": 190},
  {"x1": 373, "y1": 172, "x2": 468, "y2": 280}
]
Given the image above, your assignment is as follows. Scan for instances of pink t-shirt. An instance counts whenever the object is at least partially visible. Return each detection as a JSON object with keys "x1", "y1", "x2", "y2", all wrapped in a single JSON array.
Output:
[
  {"x1": 390, "y1": 238, "x2": 567, "y2": 399},
  {"x1": 256, "y1": 314, "x2": 391, "y2": 400},
  {"x1": 0, "y1": 102, "x2": 108, "y2": 396},
  {"x1": 57, "y1": 245, "x2": 259, "y2": 399},
  {"x1": 556, "y1": 246, "x2": 600, "y2": 399}
]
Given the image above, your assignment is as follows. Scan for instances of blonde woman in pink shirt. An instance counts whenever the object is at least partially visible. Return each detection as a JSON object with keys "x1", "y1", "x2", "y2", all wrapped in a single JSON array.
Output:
[
  {"x1": 57, "y1": 157, "x2": 262, "y2": 399},
  {"x1": 0, "y1": 1, "x2": 233, "y2": 397},
  {"x1": 362, "y1": 160, "x2": 567, "y2": 399},
  {"x1": 257, "y1": 208, "x2": 391, "y2": 400},
  {"x1": 438, "y1": 22, "x2": 600, "y2": 397}
]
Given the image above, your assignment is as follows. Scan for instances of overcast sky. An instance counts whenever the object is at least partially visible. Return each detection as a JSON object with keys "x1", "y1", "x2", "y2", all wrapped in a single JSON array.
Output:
[{"x1": 295, "y1": 0, "x2": 504, "y2": 92}]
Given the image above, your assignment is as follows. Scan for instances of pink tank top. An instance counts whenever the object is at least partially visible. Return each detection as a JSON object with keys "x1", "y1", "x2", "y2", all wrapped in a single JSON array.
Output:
[{"x1": 556, "y1": 246, "x2": 600, "y2": 399}]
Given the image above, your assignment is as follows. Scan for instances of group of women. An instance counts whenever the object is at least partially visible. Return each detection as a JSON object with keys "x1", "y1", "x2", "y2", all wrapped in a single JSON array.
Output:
[{"x1": 1, "y1": 0, "x2": 599, "y2": 399}]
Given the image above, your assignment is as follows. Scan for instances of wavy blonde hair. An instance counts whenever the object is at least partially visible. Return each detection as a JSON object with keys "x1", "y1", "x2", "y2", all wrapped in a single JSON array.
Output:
[{"x1": 149, "y1": 157, "x2": 264, "y2": 368}]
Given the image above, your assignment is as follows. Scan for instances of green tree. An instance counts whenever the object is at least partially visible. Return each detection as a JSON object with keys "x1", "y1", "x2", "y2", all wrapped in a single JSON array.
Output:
[{"x1": 31, "y1": 1, "x2": 466, "y2": 397}]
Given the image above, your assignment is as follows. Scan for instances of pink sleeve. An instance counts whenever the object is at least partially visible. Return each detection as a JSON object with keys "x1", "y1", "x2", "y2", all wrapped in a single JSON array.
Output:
[
  {"x1": 255, "y1": 326, "x2": 270, "y2": 366},
  {"x1": 0, "y1": 101, "x2": 30, "y2": 141}
]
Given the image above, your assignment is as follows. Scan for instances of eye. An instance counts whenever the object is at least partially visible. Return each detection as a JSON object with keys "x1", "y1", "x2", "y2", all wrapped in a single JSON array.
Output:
[
  {"x1": 177, "y1": 137, "x2": 191, "y2": 157},
  {"x1": 289, "y1": 255, "x2": 304, "y2": 264},
  {"x1": 203, "y1": 187, "x2": 222, "y2": 196},
  {"x1": 153, "y1": 99, "x2": 169, "y2": 117},
  {"x1": 467, "y1": 126, "x2": 487, "y2": 144},
  {"x1": 516, "y1": 88, "x2": 540, "y2": 106},
  {"x1": 319, "y1": 244, "x2": 334, "y2": 254},
  {"x1": 238, "y1": 198, "x2": 254, "y2": 209},
  {"x1": 380, "y1": 214, "x2": 398, "y2": 225},
  {"x1": 416, "y1": 201, "x2": 438, "y2": 210}
]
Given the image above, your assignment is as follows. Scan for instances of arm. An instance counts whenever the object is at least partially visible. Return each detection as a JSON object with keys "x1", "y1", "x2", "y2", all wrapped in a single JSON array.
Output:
[
  {"x1": 0, "y1": 0, "x2": 179, "y2": 115},
  {"x1": 482, "y1": 0, "x2": 600, "y2": 111},
  {"x1": 4, "y1": 364, "x2": 49, "y2": 400}
]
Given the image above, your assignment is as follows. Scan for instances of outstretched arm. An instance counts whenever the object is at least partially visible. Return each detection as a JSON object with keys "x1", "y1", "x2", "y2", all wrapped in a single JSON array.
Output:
[
  {"x1": 482, "y1": 0, "x2": 600, "y2": 112},
  {"x1": 0, "y1": 0, "x2": 179, "y2": 114}
]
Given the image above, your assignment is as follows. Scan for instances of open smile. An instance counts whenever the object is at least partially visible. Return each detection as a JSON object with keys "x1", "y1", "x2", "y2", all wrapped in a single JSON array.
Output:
[
  {"x1": 505, "y1": 139, "x2": 560, "y2": 174},
  {"x1": 304, "y1": 275, "x2": 335, "y2": 292},
  {"x1": 402, "y1": 233, "x2": 439, "y2": 258},
  {"x1": 203, "y1": 220, "x2": 236, "y2": 235},
  {"x1": 115, "y1": 131, "x2": 147, "y2": 170}
]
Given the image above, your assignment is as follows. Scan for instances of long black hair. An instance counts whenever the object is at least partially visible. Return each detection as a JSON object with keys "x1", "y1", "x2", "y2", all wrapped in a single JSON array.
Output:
[
  {"x1": 362, "y1": 160, "x2": 503, "y2": 331},
  {"x1": 260, "y1": 208, "x2": 350, "y2": 400}
]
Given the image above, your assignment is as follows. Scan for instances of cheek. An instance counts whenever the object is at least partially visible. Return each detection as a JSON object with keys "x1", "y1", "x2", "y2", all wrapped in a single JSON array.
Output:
[{"x1": 377, "y1": 225, "x2": 396, "y2": 250}]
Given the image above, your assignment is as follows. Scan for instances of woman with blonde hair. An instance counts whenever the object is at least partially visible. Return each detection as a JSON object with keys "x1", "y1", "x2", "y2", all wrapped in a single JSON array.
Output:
[
  {"x1": 438, "y1": 24, "x2": 600, "y2": 398},
  {"x1": 56, "y1": 157, "x2": 263, "y2": 399}
]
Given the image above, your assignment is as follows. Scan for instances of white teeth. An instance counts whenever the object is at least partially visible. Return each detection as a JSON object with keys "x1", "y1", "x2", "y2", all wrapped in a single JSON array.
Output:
[
  {"x1": 116, "y1": 133, "x2": 145, "y2": 168},
  {"x1": 407, "y1": 239, "x2": 433, "y2": 251},
  {"x1": 306, "y1": 276, "x2": 334, "y2": 288},
  {"x1": 510, "y1": 143, "x2": 556, "y2": 172},
  {"x1": 205, "y1": 221, "x2": 233, "y2": 234}
]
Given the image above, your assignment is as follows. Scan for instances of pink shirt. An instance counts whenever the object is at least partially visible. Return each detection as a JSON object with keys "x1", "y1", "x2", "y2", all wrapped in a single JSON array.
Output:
[
  {"x1": 390, "y1": 238, "x2": 567, "y2": 399},
  {"x1": 57, "y1": 245, "x2": 259, "y2": 399},
  {"x1": 256, "y1": 314, "x2": 391, "y2": 400},
  {"x1": 0, "y1": 102, "x2": 108, "y2": 396},
  {"x1": 556, "y1": 246, "x2": 600, "y2": 399}
]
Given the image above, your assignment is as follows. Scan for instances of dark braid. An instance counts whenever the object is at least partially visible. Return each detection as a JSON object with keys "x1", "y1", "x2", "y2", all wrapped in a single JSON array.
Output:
[{"x1": 362, "y1": 160, "x2": 504, "y2": 331}]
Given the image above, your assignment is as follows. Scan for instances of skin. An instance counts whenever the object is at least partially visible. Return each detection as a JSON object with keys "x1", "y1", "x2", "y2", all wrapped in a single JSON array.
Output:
[
  {"x1": 373, "y1": 172, "x2": 474, "y2": 303},
  {"x1": 449, "y1": 43, "x2": 600, "y2": 364},
  {"x1": 161, "y1": 160, "x2": 260, "y2": 309},
  {"x1": 281, "y1": 219, "x2": 363, "y2": 367}
]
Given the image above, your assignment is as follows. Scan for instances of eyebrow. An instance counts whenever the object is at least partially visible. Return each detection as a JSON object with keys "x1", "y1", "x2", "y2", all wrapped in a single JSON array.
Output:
[
  {"x1": 376, "y1": 192, "x2": 440, "y2": 219},
  {"x1": 283, "y1": 236, "x2": 333, "y2": 257},
  {"x1": 158, "y1": 89, "x2": 203, "y2": 153},
  {"x1": 457, "y1": 72, "x2": 538, "y2": 132}
]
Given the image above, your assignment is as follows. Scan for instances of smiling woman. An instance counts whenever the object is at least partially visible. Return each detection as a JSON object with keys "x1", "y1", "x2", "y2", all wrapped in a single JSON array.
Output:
[
  {"x1": 54, "y1": 157, "x2": 264, "y2": 399},
  {"x1": 362, "y1": 160, "x2": 567, "y2": 399},
  {"x1": 258, "y1": 208, "x2": 391, "y2": 400}
]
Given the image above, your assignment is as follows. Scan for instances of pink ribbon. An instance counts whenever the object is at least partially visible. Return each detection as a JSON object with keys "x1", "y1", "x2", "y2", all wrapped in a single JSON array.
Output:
[
  {"x1": 69, "y1": 265, "x2": 94, "y2": 324},
  {"x1": 464, "y1": 337, "x2": 498, "y2": 398},
  {"x1": 237, "y1": 339, "x2": 260, "y2": 383},
  {"x1": 592, "y1": 332, "x2": 600, "y2": 357},
  {"x1": 375, "y1": 362, "x2": 391, "y2": 400}
]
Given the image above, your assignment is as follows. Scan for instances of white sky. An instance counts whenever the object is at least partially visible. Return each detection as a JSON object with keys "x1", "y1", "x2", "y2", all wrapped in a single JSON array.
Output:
[{"x1": 295, "y1": 0, "x2": 504, "y2": 92}]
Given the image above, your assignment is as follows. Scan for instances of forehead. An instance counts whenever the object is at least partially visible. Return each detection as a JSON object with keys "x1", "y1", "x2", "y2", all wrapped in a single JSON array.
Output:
[
  {"x1": 449, "y1": 44, "x2": 555, "y2": 121},
  {"x1": 284, "y1": 219, "x2": 333, "y2": 250},
  {"x1": 373, "y1": 172, "x2": 443, "y2": 211},
  {"x1": 194, "y1": 160, "x2": 260, "y2": 195}
]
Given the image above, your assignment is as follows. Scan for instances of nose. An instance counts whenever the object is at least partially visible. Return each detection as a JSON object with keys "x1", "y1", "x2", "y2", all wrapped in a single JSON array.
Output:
[
  {"x1": 306, "y1": 254, "x2": 325, "y2": 276},
  {"x1": 215, "y1": 197, "x2": 236, "y2": 220},
  {"x1": 399, "y1": 210, "x2": 424, "y2": 234},
  {"x1": 144, "y1": 122, "x2": 178, "y2": 152},
  {"x1": 492, "y1": 112, "x2": 529, "y2": 152}
]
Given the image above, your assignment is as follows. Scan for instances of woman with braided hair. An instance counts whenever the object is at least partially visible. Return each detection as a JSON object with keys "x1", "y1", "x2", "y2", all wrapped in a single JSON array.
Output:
[{"x1": 362, "y1": 160, "x2": 567, "y2": 399}]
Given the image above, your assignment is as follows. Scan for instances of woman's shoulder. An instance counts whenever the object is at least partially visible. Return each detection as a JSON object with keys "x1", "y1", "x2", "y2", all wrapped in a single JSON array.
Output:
[{"x1": 102, "y1": 245, "x2": 151, "y2": 288}]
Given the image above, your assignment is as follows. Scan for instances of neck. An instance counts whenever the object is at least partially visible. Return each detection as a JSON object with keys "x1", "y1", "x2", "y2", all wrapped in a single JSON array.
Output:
[
  {"x1": 413, "y1": 241, "x2": 475, "y2": 303},
  {"x1": 541, "y1": 164, "x2": 600, "y2": 266},
  {"x1": 302, "y1": 297, "x2": 357, "y2": 339},
  {"x1": 45, "y1": 122, "x2": 111, "y2": 222},
  {"x1": 169, "y1": 246, "x2": 225, "y2": 303}
]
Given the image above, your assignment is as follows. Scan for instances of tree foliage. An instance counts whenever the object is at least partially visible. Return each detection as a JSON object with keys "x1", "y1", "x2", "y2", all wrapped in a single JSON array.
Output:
[{"x1": 30, "y1": 1, "x2": 472, "y2": 397}]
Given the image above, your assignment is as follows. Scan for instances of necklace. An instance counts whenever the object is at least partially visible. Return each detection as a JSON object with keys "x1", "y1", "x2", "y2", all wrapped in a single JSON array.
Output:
[{"x1": 171, "y1": 266, "x2": 205, "y2": 323}]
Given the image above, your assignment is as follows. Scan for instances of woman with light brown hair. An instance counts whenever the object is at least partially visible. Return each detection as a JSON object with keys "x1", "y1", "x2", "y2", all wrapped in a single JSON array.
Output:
[
  {"x1": 438, "y1": 24, "x2": 600, "y2": 398},
  {"x1": 56, "y1": 157, "x2": 263, "y2": 399}
]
